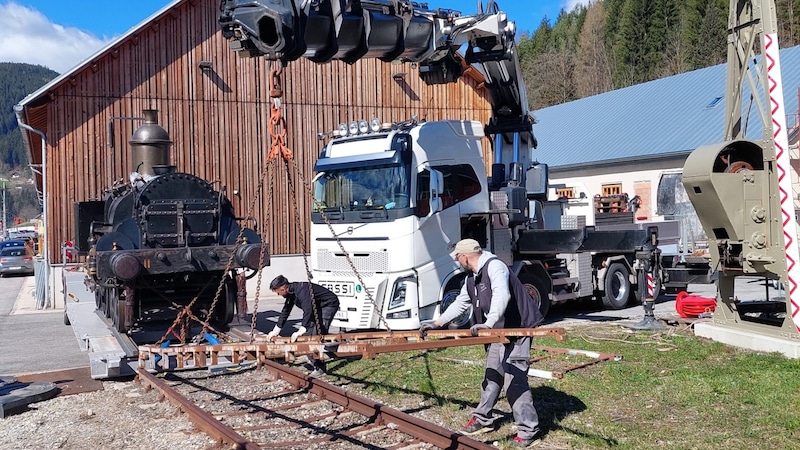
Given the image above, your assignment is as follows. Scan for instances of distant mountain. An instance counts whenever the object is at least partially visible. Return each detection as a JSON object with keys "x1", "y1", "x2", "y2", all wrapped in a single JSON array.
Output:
[
  {"x1": 0, "y1": 63, "x2": 58, "y2": 171},
  {"x1": 0, "y1": 63, "x2": 57, "y2": 224}
]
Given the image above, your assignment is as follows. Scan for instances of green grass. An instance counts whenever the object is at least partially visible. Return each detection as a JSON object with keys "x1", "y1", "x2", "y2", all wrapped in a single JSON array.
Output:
[{"x1": 322, "y1": 325, "x2": 800, "y2": 449}]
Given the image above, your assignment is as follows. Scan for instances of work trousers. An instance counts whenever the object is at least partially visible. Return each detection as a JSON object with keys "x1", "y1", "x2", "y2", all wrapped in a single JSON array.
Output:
[
  {"x1": 306, "y1": 303, "x2": 338, "y2": 371},
  {"x1": 472, "y1": 337, "x2": 540, "y2": 439}
]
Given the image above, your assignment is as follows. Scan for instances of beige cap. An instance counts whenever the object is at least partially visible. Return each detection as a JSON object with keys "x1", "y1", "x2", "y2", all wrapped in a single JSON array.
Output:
[{"x1": 451, "y1": 238, "x2": 482, "y2": 255}]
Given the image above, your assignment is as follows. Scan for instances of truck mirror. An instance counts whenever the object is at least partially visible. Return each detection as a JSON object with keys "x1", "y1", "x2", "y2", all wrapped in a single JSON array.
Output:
[{"x1": 526, "y1": 163, "x2": 548, "y2": 197}]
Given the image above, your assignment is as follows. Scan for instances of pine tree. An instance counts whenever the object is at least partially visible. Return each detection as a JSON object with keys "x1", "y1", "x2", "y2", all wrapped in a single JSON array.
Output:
[{"x1": 576, "y1": 1, "x2": 614, "y2": 97}]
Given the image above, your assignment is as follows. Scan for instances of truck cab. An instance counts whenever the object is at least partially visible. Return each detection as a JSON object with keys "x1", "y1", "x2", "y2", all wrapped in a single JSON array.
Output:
[{"x1": 311, "y1": 119, "x2": 490, "y2": 330}]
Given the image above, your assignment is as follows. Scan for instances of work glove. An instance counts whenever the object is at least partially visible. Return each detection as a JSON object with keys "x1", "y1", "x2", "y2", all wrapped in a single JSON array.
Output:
[
  {"x1": 266, "y1": 325, "x2": 280, "y2": 342},
  {"x1": 469, "y1": 323, "x2": 491, "y2": 336},
  {"x1": 419, "y1": 321, "x2": 437, "y2": 337},
  {"x1": 290, "y1": 326, "x2": 307, "y2": 342}
]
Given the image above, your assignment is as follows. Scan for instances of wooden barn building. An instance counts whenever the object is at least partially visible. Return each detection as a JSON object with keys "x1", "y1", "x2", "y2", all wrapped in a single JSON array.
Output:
[{"x1": 14, "y1": 0, "x2": 492, "y2": 266}]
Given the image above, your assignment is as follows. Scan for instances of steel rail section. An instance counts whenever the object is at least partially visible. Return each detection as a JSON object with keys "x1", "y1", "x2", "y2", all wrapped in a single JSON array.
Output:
[
  {"x1": 527, "y1": 346, "x2": 622, "y2": 379},
  {"x1": 138, "y1": 328, "x2": 567, "y2": 371},
  {"x1": 137, "y1": 360, "x2": 494, "y2": 449}
]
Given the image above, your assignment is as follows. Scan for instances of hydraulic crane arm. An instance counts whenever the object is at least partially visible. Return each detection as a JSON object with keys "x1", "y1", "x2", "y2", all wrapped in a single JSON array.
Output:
[{"x1": 218, "y1": 0, "x2": 534, "y2": 146}]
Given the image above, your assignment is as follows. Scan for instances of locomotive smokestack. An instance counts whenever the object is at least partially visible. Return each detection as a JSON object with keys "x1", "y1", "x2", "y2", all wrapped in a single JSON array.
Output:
[{"x1": 129, "y1": 109, "x2": 173, "y2": 178}]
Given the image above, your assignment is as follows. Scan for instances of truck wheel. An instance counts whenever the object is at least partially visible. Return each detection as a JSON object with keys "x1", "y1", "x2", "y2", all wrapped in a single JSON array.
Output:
[
  {"x1": 602, "y1": 263, "x2": 631, "y2": 310},
  {"x1": 63, "y1": 311, "x2": 71, "y2": 326},
  {"x1": 520, "y1": 276, "x2": 550, "y2": 318},
  {"x1": 440, "y1": 288, "x2": 472, "y2": 328}
]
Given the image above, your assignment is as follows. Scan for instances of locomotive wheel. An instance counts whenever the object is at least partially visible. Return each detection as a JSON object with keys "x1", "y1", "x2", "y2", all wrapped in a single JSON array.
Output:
[
  {"x1": 101, "y1": 287, "x2": 111, "y2": 318},
  {"x1": 95, "y1": 288, "x2": 102, "y2": 310},
  {"x1": 212, "y1": 280, "x2": 237, "y2": 327},
  {"x1": 109, "y1": 287, "x2": 128, "y2": 333}
]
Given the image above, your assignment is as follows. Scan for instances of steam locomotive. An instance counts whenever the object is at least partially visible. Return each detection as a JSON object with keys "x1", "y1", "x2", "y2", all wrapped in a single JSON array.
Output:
[{"x1": 74, "y1": 110, "x2": 268, "y2": 333}]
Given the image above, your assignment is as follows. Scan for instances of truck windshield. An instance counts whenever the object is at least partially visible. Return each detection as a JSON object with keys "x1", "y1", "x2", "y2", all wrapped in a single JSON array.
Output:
[{"x1": 314, "y1": 164, "x2": 410, "y2": 211}]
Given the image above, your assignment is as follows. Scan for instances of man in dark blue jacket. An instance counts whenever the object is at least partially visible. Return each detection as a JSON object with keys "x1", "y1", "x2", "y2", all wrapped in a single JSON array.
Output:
[{"x1": 266, "y1": 275, "x2": 340, "y2": 376}]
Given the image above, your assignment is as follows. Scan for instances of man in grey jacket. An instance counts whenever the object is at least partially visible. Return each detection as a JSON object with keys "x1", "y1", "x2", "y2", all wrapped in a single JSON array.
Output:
[{"x1": 420, "y1": 239, "x2": 542, "y2": 447}]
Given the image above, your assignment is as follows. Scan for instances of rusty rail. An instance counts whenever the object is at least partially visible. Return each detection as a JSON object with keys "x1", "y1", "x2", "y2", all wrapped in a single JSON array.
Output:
[
  {"x1": 139, "y1": 327, "x2": 567, "y2": 371},
  {"x1": 138, "y1": 368, "x2": 261, "y2": 450},
  {"x1": 137, "y1": 359, "x2": 494, "y2": 449},
  {"x1": 527, "y1": 346, "x2": 622, "y2": 379}
]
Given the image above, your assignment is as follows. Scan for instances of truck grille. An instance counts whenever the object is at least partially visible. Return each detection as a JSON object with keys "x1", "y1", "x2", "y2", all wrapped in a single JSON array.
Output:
[{"x1": 316, "y1": 249, "x2": 389, "y2": 273}]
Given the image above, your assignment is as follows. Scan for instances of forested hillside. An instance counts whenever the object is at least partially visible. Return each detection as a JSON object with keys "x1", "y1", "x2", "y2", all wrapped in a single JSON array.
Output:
[
  {"x1": 519, "y1": 0, "x2": 799, "y2": 109},
  {"x1": 0, "y1": 62, "x2": 58, "y2": 223}
]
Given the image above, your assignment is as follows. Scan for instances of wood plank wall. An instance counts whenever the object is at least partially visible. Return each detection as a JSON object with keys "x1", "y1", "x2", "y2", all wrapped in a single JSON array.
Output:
[{"x1": 31, "y1": 0, "x2": 492, "y2": 262}]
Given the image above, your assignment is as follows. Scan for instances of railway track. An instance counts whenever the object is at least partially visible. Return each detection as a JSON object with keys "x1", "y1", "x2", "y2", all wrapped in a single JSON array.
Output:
[{"x1": 137, "y1": 360, "x2": 494, "y2": 449}]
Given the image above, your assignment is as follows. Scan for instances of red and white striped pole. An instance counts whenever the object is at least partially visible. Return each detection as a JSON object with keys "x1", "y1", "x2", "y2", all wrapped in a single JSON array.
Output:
[{"x1": 764, "y1": 34, "x2": 800, "y2": 332}]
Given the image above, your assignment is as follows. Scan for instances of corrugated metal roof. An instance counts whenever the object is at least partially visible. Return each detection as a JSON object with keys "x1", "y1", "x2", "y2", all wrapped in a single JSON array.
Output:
[{"x1": 531, "y1": 45, "x2": 800, "y2": 169}]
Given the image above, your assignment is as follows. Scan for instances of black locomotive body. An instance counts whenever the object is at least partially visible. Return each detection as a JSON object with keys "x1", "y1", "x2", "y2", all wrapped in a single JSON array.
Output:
[{"x1": 74, "y1": 110, "x2": 268, "y2": 333}]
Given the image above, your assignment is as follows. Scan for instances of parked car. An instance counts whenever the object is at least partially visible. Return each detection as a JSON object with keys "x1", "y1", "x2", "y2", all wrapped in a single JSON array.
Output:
[
  {"x1": 0, "y1": 239, "x2": 27, "y2": 248},
  {"x1": 0, "y1": 246, "x2": 34, "y2": 277},
  {"x1": 6, "y1": 230, "x2": 37, "y2": 240},
  {"x1": 0, "y1": 239, "x2": 37, "y2": 255}
]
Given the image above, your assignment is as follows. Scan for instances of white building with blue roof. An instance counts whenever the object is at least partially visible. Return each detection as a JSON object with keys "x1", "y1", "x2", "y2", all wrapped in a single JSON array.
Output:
[{"x1": 530, "y1": 44, "x2": 800, "y2": 232}]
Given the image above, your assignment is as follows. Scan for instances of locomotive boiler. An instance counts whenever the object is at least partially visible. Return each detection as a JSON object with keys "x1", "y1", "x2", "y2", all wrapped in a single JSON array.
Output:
[{"x1": 74, "y1": 109, "x2": 268, "y2": 333}]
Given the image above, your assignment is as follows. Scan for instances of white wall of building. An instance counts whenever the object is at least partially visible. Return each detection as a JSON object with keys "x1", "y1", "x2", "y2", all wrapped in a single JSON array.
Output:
[{"x1": 547, "y1": 167, "x2": 682, "y2": 225}]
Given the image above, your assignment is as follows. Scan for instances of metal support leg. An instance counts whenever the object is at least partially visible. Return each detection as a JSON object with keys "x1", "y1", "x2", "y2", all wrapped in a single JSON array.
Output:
[{"x1": 629, "y1": 227, "x2": 666, "y2": 330}]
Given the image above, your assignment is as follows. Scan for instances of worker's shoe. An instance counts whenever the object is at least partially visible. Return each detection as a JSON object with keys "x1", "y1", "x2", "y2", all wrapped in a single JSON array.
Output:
[
  {"x1": 510, "y1": 434, "x2": 542, "y2": 447},
  {"x1": 308, "y1": 368, "x2": 326, "y2": 378},
  {"x1": 460, "y1": 416, "x2": 493, "y2": 435}
]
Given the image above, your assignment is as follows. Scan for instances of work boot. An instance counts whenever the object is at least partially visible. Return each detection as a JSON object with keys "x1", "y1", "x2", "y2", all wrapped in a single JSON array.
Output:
[
  {"x1": 460, "y1": 416, "x2": 493, "y2": 435},
  {"x1": 510, "y1": 433, "x2": 542, "y2": 447}
]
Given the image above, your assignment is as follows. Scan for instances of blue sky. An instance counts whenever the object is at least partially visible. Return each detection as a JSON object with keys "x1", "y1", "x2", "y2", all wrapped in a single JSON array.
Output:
[{"x1": 1, "y1": 0, "x2": 587, "y2": 73}]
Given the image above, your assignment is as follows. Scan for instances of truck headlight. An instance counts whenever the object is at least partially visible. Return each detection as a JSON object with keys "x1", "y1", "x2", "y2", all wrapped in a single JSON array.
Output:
[
  {"x1": 389, "y1": 276, "x2": 418, "y2": 310},
  {"x1": 389, "y1": 282, "x2": 406, "y2": 310}
]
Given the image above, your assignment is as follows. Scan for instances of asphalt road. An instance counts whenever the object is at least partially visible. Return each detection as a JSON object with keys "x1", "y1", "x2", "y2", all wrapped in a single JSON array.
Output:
[{"x1": 0, "y1": 275, "x2": 88, "y2": 377}]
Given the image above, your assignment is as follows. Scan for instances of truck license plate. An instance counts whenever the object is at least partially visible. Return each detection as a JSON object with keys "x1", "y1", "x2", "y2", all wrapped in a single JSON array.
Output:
[
  {"x1": 320, "y1": 281, "x2": 355, "y2": 297},
  {"x1": 334, "y1": 310, "x2": 348, "y2": 320}
]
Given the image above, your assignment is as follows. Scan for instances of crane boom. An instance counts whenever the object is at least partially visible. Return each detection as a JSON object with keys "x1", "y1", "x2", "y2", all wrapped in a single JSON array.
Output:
[{"x1": 218, "y1": 0, "x2": 535, "y2": 164}]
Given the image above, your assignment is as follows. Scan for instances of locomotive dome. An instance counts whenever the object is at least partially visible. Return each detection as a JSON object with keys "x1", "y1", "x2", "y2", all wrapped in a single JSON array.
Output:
[{"x1": 129, "y1": 109, "x2": 173, "y2": 178}]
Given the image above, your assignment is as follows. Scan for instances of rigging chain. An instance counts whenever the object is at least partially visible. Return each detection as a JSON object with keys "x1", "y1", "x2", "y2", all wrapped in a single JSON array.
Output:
[
  {"x1": 266, "y1": 63, "x2": 323, "y2": 339},
  {"x1": 153, "y1": 63, "x2": 289, "y2": 346},
  {"x1": 268, "y1": 64, "x2": 392, "y2": 333}
]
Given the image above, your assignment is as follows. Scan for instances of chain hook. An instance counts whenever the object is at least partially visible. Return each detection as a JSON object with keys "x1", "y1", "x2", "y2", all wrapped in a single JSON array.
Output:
[{"x1": 268, "y1": 62, "x2": 293, "y2": 161}]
